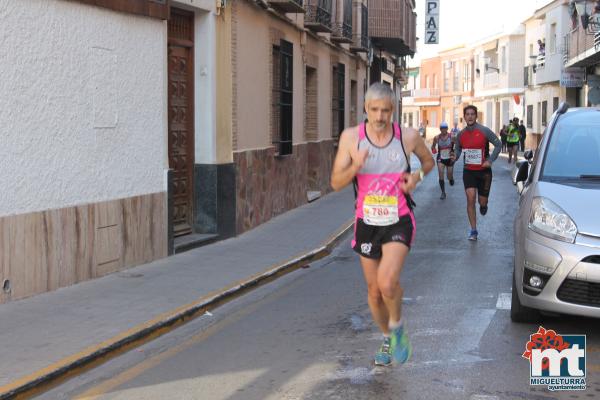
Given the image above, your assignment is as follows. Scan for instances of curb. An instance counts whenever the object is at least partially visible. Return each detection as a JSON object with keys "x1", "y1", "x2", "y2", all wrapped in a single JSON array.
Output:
[{"x1": 0, "y1": 219, "x2": 355, "y2": 400}]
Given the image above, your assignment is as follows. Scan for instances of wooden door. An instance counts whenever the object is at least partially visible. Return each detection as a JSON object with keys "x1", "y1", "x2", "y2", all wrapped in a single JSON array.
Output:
[{"x1": 168, "y1": 9, "x2": 194, "y2": 237}]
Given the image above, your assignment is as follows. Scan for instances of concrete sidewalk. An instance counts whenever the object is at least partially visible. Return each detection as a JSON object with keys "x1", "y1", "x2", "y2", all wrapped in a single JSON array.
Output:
[{"x1": 0, "y1": 188, "x2": 356, "y2": 399}]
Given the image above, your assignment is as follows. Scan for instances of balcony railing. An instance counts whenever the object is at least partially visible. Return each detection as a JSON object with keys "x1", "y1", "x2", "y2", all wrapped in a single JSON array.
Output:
[
  {"x1": 268, "y1": 0, "x2": 305, "y2": 13},
  {"x1": 305, "y1": 0, "x2": 332, "y2": 32},
  {"x1": 565, "y1": 25, "x2": 595, "y2": 66},
  {"x1": 331, "y1": 22, "x2": 352, "y2": 43},
  {"x1": 536, "y1": 54, "x2": 545, "y2": 69},
  {"x1": 412, "y1": 88, "x2": 440, "y2": 98},
  {"x1": 484, "y1": 72, "x2": 499, "y2": 87},
  {"x1": 331, "y1": 0, "x2": 352, "y2": 43},
  {"x1": 351, "y1": 33, "x2": 369, "y2": 52},
  {"x1": 368, "y1": 0, "x2": 415, "y2": 56}
]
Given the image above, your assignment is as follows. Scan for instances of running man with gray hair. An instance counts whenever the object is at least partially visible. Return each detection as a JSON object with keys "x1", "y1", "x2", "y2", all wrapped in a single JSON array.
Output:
[{"x1": 331, "y1": 83, "x2": 434, "y2": 366}]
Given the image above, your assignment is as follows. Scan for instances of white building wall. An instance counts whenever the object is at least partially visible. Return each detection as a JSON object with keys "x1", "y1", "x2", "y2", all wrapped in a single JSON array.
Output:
[
  {"x1": 508, "y1": 35, "x2": 526, "y2": 88},
  {"x1": 536, "y1": 4, "x2": 570, "y2": 85},
  {"x1": 498, "y1": 38, "x2": 510, "y2": 89},
  {"x1": 0, "y1": 0, "x2": 168, "y2": 217},
  {"x1": 524, "y1": 85, "x2": 562, "y2": 135},
  {"x1": 524, "y1": 17, "x2": 543, "y2": 79}
]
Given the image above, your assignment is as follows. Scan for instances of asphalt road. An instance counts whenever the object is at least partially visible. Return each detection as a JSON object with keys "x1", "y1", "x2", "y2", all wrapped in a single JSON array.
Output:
[{"x1": 38, "y1": 155, "x2": 600, "y2": 400}]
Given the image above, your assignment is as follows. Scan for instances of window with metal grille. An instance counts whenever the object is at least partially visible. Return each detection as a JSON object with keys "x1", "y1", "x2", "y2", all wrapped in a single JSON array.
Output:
[
  {"x1": 527, "y1": 104, "x2": 533, "y2": 128},
  {"x1": 453, "y1": 62, "x2": 460, "y2": 91},
  {"x1": 443, "y1": 63, "x2": 450, "y2": 92},
  {"x1": 463, "y1": 61, "x2": 471, "y2": 92},
  {"x1": 542, "y1": 100, "x2": 548, "y2": 126},
  {"x1": 272, "y1": 40, "x2": 293, "y2": 156},
  {"x1": 332, "y1": 63, "x2": 345, "y2": 139},
  {"x1": 553, "y1": 97, "x2": 559, "y2": 113}
]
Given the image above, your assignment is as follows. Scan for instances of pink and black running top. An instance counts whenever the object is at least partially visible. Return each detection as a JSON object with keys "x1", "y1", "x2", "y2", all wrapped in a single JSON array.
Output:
[{"x1": 355, "y1": 122, "x2": 412, "y2": 226}]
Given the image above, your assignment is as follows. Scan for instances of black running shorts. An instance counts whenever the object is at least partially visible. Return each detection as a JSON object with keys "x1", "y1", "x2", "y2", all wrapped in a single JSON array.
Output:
[
  {"x1": 437, "y1": 158, "x2": 454, "y2": 167},
  {"x1": 352, "y1": 214, "x2": 415, "y2": 259},
  {"x1": 463, "y1": 168, "x2": 493, "y2": 198}
]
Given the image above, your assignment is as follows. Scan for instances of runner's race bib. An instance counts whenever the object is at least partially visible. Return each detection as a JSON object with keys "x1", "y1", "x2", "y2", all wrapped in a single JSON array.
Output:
[
  {"x1": 363, "y1": 195, "x2": 399, "y2": 226},
  {"x1": 464, "y1": 148, "x2": 483, "y2": 165},
  {"x1": 440, "y1": 148, "x2": 451, "y2": 159}
]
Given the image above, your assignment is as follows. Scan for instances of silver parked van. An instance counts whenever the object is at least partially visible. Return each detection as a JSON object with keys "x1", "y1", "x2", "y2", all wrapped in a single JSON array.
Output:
[{"x1": 512, "y1": 103, "x2": 600, "y2": 322}]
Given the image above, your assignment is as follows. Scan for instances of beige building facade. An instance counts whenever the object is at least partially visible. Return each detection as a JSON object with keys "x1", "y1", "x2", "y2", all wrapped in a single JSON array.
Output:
[
  {"x1": 472, "y1": 28, "x2": 526, "y2": 134},
  {"x1": 414, "y1": 56, "x2": 442, "y2": 139},
  {"x1": 401, "y1": 67, "x2": 421, "y2": 129},
  {"x1": 230, "y1": 0, "x2": 370, "y2": 233},
  {"x1": 439, "y1": 45, "x2": 475, "y2": 130},
  {"x1": 231, "y1": 0, "x2": 416, "y2": 233},
  {"x1": 522, "y1": 0, "x2": 570, "y2": 149}
]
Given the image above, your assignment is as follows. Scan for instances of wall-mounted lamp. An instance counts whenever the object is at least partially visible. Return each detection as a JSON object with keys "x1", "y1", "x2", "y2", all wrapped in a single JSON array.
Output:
[{"x1": 216, "y1": 0, "x2": 228, "y2": 15}]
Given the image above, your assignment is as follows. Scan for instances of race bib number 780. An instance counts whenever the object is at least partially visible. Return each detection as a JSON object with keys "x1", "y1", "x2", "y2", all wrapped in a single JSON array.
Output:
[{"x1": 363, "y1": 195, "x2": 399, "y2": 226}]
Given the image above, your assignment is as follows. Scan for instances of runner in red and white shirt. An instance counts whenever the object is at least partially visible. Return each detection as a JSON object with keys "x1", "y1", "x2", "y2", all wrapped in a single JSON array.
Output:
[
  {"x1": 451, "y1": 105, "x2": 501, "y2": 241},
  {"x1": 431, "y1": 121, "x2": 455, "y2": 200}
]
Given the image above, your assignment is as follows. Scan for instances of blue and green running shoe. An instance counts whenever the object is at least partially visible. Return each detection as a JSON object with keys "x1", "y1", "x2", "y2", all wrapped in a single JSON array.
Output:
[
  {"x1": 374, "y1": 337, "x2": 392, "y2": 366},
  {"x1": 390, "y1": 325, "x2": 412, "y2": 364}
]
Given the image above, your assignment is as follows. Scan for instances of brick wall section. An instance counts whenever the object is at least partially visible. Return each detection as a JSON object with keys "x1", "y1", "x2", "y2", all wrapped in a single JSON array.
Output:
[
  {"x1": 234, "y1": 140, "x2": 335, "y2": 234},
  {"x1": 307, "y1": 140, "x2": 336, "y2": 193},
  {"x1": 234, "y1": 145, "x2": 306, "y2": 234},
  {"x1": 305, "y1": 66, "x2": 318, "y2": 141}
]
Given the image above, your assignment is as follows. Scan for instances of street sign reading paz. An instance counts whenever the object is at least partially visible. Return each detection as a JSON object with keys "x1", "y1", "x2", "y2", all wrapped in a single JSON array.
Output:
[{"x1": 425, "y1": 0, "x2": 440, "y2": 44}]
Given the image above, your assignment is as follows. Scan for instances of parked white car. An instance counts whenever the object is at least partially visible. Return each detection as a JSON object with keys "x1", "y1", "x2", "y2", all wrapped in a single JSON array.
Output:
[{"x1": 511, "y1": 103, "x2": 600, "y2": 322}]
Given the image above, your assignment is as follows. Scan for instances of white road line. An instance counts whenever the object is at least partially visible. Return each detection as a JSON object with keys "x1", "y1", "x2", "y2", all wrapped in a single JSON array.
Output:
[
  {"x1": 455, "y1": 309, "x2": 496, "y2": 355},
  {"x1": 496, "y1": 292, "x2": 511, "y2": 310}
]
